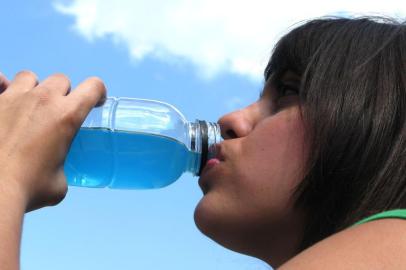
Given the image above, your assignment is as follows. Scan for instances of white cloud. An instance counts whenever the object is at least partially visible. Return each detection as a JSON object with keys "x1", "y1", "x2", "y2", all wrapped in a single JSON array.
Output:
[{"x1": 54, "y1": 0, "x2": 406, "y2": 81}]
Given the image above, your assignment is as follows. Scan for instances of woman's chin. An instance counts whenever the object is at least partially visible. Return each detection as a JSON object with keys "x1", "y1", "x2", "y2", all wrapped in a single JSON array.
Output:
[
  {"x1": 193, "y1": 191, "x2": 234, "y2": 242},
  {"x1": 194, "y1": 194, "x2": 211, "y2": 233},
  {"x1": 194, "y1": 194, "x2": 254, "y2": 256},
  {"x1": 194, "y1": 192, "x2": 222, "y2": 237}
]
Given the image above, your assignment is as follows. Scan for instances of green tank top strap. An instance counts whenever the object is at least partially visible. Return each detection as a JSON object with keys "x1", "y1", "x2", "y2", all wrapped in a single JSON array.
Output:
[{"x1": 353, "y1": 209, "x2": 406, "y2": 226}]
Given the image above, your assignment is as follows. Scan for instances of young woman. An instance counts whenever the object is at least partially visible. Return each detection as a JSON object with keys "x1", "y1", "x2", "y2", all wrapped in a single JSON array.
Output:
[
  {"x1": 194, "y1": 17, "x2": 406, "y2": 268},
  {"x1": 1, "y1": 16, "x2": 406, "y2": 269}
]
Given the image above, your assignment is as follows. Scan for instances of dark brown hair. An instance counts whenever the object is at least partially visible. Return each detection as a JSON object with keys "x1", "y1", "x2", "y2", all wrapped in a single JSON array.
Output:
[{"x1": 265, "y1": 17, "x2": 406, "y2": 250}]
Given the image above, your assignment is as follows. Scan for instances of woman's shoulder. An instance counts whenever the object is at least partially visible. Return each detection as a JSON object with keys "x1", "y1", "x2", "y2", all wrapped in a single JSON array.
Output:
[{"x1": 278, "y1": 218, "x2": 406, "y2": 270}]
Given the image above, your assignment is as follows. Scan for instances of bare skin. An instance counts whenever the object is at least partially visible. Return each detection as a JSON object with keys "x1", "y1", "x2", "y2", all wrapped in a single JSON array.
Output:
[
  {"x1": 279, "y1": 218, "x2": 406, "y2": 269},
  {"x1": 0, "y1": 71, "x2": 106, "y2": 269}
]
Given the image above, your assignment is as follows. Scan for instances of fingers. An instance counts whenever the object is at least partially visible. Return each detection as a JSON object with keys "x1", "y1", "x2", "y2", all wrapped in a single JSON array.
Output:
[
  {"x1": 36, "y1": 73, "x2": 71, "y2": 96},
  {"x1": 6, "y1": 72, "x2": 71, "y2": 96},
  {"x1": 0, "y1": 72, "x2": 10, "y2": 94},
  {"x1": 68, "y1": 77, "x2": 107, "y2": 120},
  {"x1": 8, "y1": 71, "x2": 39, "y2": 94}
]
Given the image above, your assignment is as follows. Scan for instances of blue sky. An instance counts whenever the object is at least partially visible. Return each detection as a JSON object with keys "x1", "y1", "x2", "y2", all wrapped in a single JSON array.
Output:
[{"x1": 1, "y1": 1, "x2": 405, "y2": 270}]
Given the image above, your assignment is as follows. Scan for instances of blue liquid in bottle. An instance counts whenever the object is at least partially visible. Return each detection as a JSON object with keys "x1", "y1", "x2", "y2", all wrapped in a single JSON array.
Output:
[{"x1": 64, "y1": 128, "x2": 199, "y2": 189}]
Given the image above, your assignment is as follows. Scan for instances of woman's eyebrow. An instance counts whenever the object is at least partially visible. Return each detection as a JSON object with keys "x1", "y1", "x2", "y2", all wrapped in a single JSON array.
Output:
[
  {"x1": 259, "y1": 72, "x2": 301, "y2": 99},
  {"x1": 283, "y1": 71, "x2": 301, "y2": 84}
]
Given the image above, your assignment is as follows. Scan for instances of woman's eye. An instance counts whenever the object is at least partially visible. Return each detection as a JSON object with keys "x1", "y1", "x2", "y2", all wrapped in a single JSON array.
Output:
[{"x1": 278, "y1": 83, "x2": 299, "y2": 97}]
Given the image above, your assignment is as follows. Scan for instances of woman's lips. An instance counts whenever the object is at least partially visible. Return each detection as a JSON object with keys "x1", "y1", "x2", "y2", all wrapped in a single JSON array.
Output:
[
  {"x1": 202, "y1": 158, "x2": 220, "y2": 175},
  {"x1": 198, "y1": 158, "x2": 221, "y2": 194},
  {"x1": 207, "y1": 158, "x2": 220, "y2": 167},
  {"x1": 198, "y1": 144, "x2": 225, "y2": 193}
]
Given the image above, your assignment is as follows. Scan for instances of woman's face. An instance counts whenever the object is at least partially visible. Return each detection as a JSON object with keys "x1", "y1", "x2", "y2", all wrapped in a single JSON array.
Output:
[{"x1": 194, "y1": 71, "x2": 308, "y2": 261}]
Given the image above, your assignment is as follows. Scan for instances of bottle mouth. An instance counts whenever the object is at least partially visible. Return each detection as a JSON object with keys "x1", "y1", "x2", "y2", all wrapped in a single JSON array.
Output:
[{"x1": 197, "y1": 120, "x2": 222, "y2": 176}]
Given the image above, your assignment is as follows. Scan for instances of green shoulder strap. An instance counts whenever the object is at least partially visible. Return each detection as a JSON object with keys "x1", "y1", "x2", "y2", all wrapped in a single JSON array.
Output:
[{"x1": 353, "y1": 209, "x2": 406, "y2": 226}]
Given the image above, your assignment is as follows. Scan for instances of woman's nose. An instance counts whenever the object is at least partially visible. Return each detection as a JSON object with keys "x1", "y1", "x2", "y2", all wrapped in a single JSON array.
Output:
[{"x1": 217, "y1": 109, "x2": 253, "y2": 140}]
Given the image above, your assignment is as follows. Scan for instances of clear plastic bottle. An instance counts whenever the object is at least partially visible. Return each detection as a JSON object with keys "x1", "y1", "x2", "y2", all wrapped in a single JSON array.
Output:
[{"x1": 64, "y1": 97, "x2": 222, "y2": 189}]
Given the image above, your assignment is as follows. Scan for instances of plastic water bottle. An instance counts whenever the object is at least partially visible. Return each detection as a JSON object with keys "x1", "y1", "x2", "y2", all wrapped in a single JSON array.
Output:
[{"x1": 64, "y1": 97, "x2": 222, "y2": 189}]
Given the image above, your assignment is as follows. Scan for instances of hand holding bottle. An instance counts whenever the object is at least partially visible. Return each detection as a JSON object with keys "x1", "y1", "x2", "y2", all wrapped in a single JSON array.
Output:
[{"x1": 0, "y1": 71, "x2": 106, "y2": 212}]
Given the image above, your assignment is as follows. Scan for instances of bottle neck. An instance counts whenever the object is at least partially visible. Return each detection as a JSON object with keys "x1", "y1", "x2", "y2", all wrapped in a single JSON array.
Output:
[{"x1": 187, "y1": 120, "x2": 222, "y2": 176}]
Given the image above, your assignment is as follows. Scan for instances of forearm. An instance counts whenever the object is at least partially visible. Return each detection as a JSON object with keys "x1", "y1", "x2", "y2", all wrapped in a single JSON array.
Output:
[{"x1": 0, "y1": 184, "x2": 26, "y2": 270}]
